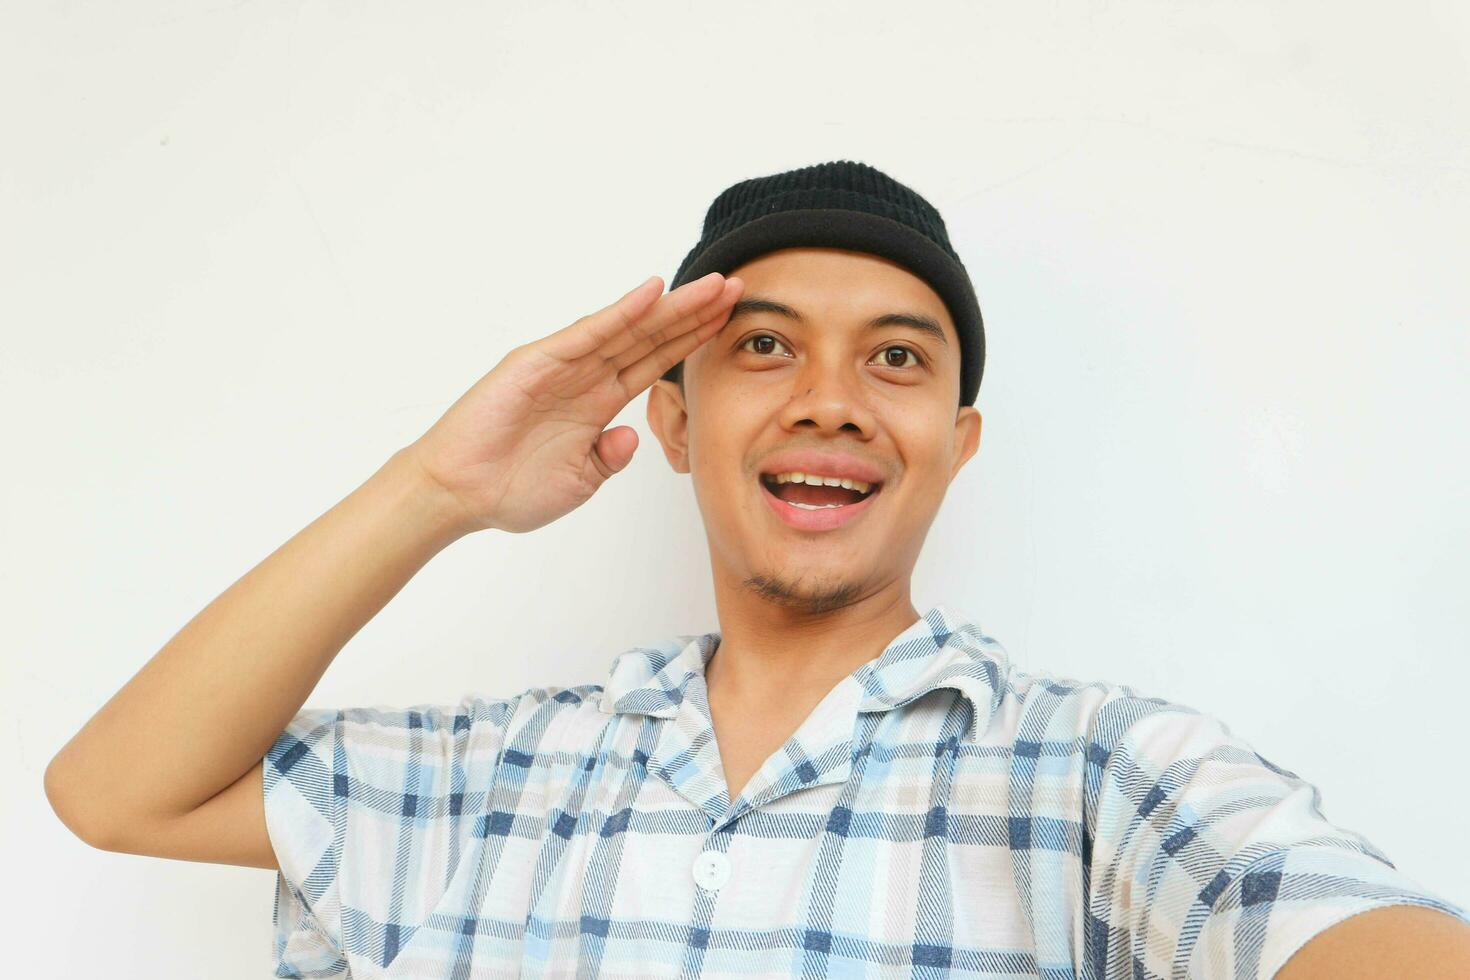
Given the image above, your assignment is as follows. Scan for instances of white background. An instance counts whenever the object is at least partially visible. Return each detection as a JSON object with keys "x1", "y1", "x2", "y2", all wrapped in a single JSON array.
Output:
[{"x1": 4, "y1": 1, "x2": 1468, "y2": 976}]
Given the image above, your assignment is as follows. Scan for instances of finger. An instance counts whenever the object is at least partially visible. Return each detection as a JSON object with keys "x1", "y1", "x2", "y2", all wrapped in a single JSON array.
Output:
[
  {"x1": 588, "y1": 425, "x2": 638, "y2": 481},
  {"x1": 536, "y1": 275, "x2": 666, "y2": 362},
  {"x1": 593, "y1": 271, "x2": 732, "y2": 364},
  {"x1": 609, "y1": 275, "x2": 743, "y2": 372},
  {"x1": 616, "y1": 281, "x2": 743, "y2": 395},
  {"x1": 540, "y1": 272, "x2": 728, "y2": 364}
]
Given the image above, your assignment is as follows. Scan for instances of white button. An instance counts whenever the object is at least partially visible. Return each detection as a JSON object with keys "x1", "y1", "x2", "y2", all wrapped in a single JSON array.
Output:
[{"x1": 691, "y1": 849, "x2": 731, "y2": 891}]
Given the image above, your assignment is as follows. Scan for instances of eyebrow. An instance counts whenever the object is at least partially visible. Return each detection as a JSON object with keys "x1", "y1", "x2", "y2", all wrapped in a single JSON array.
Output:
[{"x1": 725, "y1": 295, "x2": 950, "y2": 349}]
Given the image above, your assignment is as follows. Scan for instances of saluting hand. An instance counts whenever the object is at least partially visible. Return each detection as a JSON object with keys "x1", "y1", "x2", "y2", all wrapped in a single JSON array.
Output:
[{"x1": 406, "y1": 272, "x2": 743, "y2": 534}]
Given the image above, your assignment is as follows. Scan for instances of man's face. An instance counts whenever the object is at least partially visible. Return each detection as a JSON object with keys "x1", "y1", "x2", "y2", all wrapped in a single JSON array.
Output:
[{"x1": 646, "y1": 247, "x2": 982, "y2": 613}]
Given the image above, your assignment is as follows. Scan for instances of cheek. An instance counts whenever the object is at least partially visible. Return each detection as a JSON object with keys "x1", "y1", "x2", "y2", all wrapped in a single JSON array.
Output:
[
  {"x1": 686, "y1": 425, "x2": 753, "y2": 511},
  {"x1": 893, "y1": 428, "x2": 956, "y2": 503},
  {"x1": 686, "y1": 412, "x2": 730, "y2": 475}
]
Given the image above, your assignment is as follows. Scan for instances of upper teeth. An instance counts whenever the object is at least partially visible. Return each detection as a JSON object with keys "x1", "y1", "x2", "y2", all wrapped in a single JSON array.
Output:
[{"x1": 765, "y1": 471, "x2": 873, "y2": 494}]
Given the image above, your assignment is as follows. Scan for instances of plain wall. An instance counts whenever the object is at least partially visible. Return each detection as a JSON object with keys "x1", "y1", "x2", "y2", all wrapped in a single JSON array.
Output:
[{"x1": 3, "y1": 1, "x2": 1467, "y2": 975}]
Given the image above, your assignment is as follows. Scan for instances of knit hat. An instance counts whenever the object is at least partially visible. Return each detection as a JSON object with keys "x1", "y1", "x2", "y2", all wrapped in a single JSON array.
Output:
[{"x1": 661, "y1": 160, "x2": 985, "y2": 406}]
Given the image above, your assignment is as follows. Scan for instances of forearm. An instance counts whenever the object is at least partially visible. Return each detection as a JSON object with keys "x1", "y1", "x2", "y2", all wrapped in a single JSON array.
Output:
[{"x1": 44, "y1": 444, "x2": 474, "y2": 841}]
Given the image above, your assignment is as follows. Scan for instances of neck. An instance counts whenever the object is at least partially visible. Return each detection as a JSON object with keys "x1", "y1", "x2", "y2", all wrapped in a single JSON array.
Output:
[{"x1": 703, "y1": 572, "x2": 921, "y2": 707}]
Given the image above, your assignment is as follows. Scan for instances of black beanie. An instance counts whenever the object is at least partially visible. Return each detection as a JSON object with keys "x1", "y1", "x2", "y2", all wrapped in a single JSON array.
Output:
[{"x1": 661, "y1": 160, "x2": 985, "y2": 406}]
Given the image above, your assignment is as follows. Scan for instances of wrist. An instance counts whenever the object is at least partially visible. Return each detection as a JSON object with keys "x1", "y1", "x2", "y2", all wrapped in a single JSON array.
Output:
[{"x1": 375, "y1": 445, "x2": 482, "y2": 547}]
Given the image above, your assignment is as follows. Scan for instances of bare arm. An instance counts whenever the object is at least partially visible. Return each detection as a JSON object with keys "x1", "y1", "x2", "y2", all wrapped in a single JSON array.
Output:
[
  {"x1": 42, "y1": 270, "x2": 743, "y2": 866},
  {"x1": 1272, "y1": 905, "x2": 1470, "y2": 979},
  {"x1": 43, "y1": 446, "x2": 470, "y2": 854}
]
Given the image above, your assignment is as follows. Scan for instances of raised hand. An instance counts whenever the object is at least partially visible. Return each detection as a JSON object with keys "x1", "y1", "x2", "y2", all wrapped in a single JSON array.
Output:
[{"x1": 405, "y1": 272, "x2": 743, "y2": 535}]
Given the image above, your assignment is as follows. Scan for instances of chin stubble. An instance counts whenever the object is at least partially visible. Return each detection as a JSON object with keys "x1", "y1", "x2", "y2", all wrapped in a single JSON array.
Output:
[{"x1": 742, "y1": 573, "x2": 860, "y2": 615}]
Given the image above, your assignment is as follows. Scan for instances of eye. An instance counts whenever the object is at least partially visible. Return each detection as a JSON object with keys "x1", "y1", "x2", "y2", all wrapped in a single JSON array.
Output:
[
  {"x1": 738, "y1": 335, "x2": 924, "y2": 371},
  {"x1": 872, "y1": 345, "x2": 922, "y2": 369},
  {"x1": 739, "y1": 333, "x2": 792, "y2": 357}
]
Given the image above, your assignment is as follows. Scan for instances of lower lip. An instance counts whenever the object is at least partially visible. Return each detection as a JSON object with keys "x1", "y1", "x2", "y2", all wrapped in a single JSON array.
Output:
[{"x1": 759, "y1": 479, "x2": 882, "y2": 531}]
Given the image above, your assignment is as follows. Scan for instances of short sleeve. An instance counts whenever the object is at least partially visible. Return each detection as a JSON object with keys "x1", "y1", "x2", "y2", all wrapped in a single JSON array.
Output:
[
  {"x1": 1083, "y1": 706, "x2": 1470, "y2": 980},
  {"x1": 262, "y1": 692, "x2": 525, "y2": 977}
]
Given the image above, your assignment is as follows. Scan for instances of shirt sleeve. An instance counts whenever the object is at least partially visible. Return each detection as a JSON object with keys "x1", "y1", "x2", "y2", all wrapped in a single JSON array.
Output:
[
  {"x1": 1083, "y1": 704, "x2": 1470, "y2": 980},
  {"x1": 261, "y1": 691, "x2": 526, "y2": 977}
]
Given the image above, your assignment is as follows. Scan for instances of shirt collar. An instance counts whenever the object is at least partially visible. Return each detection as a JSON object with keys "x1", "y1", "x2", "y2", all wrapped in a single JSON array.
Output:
[{"x1": 598, "y1": 602, "x2": 1010, "y2": 743}]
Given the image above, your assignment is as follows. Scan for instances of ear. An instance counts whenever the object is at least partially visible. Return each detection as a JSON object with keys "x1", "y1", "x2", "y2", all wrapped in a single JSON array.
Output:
[
  {"x1": 645, "y1": 379, "x2": 692, "y2": 474},
  {"x1": 949, "y1": 406, "x2": 982, "y2": 482}
]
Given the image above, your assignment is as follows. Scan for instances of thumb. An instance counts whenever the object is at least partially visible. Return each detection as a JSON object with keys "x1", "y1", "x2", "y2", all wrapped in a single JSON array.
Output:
[{"x1": 591, "y1": 425, "x2": 639, "y2": 478}]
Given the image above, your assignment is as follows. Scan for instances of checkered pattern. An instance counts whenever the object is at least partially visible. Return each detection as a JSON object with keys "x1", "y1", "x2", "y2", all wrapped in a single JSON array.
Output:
[{"x1": 263, "y1": 603, "x2": 1469, "y2": 977}]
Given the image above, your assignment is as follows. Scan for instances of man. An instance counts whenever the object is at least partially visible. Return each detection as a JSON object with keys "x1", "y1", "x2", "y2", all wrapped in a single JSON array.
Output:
[{"x1": 45, "y1": 161, "x2": 1470, "y2": 977}]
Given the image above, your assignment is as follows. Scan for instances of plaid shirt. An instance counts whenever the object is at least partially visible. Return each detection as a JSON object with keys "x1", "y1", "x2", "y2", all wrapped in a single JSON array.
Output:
[{"x1": 264, "y1": 602, "x2": 1469, "y2": 978}]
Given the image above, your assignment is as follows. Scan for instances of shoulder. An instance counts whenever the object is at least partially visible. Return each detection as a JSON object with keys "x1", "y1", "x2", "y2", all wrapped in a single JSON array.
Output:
[
  {"x1": 268, "y1": 683, "x2": 620, "y2": 784},
  {"x1": 978, "y1": 663, "x2": 1300, "y2": 806},
  {"x1": 993, "y1": 662, "x2": 1218, "y2": 757},
  {"x1": 485, "y1": 680, "x2": 630, "y2": 760}
]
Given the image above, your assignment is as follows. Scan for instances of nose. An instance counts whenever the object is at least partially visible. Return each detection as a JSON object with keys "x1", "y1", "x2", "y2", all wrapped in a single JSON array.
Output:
[{"x1": 775, "y1": 354, "x2": 878, "y2": 437}]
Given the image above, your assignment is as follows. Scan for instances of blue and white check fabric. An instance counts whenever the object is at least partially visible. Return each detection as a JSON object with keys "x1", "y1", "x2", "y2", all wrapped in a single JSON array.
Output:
[{"x1": 264, "y1": 602, "x2": 1469, "y2": 978}]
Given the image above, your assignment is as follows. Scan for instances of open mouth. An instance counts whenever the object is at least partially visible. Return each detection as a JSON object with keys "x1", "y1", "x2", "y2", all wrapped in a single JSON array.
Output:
[{"x1": 758, "y1": 472, "x2": 882, "y2": 510}]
